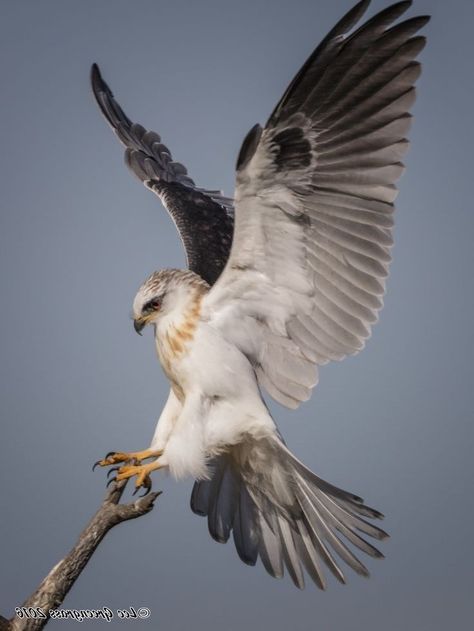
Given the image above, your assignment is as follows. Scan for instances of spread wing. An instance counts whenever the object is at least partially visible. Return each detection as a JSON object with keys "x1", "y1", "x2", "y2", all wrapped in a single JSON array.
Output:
[
  {"x1": 91, "y1": 64, "x2": 234, "y2": 285},
  {"x1": 203, "y1": 0, "x2": 429, "y2": 408}
]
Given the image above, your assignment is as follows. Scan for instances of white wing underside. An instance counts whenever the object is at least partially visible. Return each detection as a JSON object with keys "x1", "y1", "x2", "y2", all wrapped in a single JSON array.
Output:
[{"x1": 202, "y1": 1, "x2": 427, "y2": 408}]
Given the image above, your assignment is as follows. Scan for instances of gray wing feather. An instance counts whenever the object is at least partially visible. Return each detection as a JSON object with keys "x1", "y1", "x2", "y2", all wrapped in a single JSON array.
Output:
[
  {"x1": 205, "y1": 0, "x2": 429, "y2": 408},
  {"x1": 191, "y1": 436, "x2": 387, "y2": 589},
  {"x1": 294, "y1": 520, "x2": 327, "y2": 589},
  {"x1": 297, "y1": 478, "x2": 370, "y2": 577},
  {"x1": 258, "y1": 513, "x2": 284, "y2": 579},
  {"x1": 277, "y1": 517, "x2": 305, "y2": 589}
]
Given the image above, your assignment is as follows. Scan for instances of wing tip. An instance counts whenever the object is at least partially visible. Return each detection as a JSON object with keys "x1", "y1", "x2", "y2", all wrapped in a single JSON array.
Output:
[
  {"x1": 90, "y1": 61, "x2": 114, "y2": 123},
  {"x1": 90, "y1": 62, "x2": 107, "y2": 95},
  {"x1": 336, "y1": 0, "x2": 372, "y2": 36},
  {"x1": 414, "y1": 14, "x2": 431, "y2": 28}
]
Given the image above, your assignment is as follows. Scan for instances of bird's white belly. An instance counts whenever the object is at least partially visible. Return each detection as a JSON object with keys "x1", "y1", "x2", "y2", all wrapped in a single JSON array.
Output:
[
  {"x1": 155, "y1": 321, "x2": 275, "y2": 478},
  {"x1": 156, "y1": 309, "x2": 256, "y2": 395}
]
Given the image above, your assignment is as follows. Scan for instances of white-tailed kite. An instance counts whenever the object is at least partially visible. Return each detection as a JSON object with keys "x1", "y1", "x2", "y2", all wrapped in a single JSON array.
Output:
[{"x1": 93, "y1": 0, "x2": 429, "y2": 589}]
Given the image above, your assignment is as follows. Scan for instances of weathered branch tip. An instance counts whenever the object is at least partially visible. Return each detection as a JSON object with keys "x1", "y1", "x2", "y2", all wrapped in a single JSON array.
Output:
[{"x1": 2, "y1": 480, "x2": 161, "y2": 631}]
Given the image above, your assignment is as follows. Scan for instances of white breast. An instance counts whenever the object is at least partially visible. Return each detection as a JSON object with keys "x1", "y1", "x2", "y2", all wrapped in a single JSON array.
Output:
[{"x1": 155, "y1": 290, "x2": 204, "y2": 400}]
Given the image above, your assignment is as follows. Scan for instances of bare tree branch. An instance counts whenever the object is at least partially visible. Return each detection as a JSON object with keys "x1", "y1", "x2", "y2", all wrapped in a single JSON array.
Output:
[
  {"x1": 0, "y1": 616, "x2": 10, "y2": 631},
  {"x1": 2, "y1": 480, "x2": 160, "y2": 631}
]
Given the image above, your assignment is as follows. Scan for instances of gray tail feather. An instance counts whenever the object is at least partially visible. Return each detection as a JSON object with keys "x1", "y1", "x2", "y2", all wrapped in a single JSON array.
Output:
[{"x1": 190, "y1": 440, "x2": 388, "y2": 590}]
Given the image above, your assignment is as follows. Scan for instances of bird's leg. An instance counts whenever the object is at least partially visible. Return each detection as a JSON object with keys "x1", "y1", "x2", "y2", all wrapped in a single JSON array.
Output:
[
  {"x1": 93, "y1": 448, "x2": 163, "y2": 470},
  {"x1": 114, "y1": 458, "x2": 166, "y2": 496}
]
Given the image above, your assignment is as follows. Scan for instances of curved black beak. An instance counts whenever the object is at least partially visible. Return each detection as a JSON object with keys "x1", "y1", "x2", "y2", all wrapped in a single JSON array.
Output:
[{"x1": 133, "y1": 318, "x2": 146, "y2": 336}]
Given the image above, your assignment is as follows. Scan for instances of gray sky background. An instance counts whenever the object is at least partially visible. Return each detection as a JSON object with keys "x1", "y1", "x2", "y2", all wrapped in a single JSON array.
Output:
[{"x1": 0, "y1": 0, "x2": 472, "y2": 629}]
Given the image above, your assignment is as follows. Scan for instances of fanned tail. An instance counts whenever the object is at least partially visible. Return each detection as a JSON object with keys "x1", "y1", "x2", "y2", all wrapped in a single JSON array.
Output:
[{"x1": 191, "y1": 437, "x2": 387, "y2": 590}]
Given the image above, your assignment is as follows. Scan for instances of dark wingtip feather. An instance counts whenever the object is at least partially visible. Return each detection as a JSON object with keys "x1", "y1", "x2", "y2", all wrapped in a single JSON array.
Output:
[
  {"x1": 383, "y1": 15, "x2": 431, "y2": 41},
  {"x1": 90, "y1": 62, "x2": 113, "y2": 121},
  {"x1": 368, "y1": 507, "x2": 385, "y2": 520},
  {"x1": 387, "y1": 0, "x2": 413, "y2": 13},
  {"x1": 90, "y1": 63, "x2": 132, "y2": 131},
  {"x1": 348, "y1": 0, "x2": 413, "y2": 42},
  {"x1": 90, "y1": 62, "x2": 108, "y2": 97},
  {"x1": 331, "y1": 0, "x2": 372, "y2": 35},
  {"x1": 267, "y1": 0, "x2": 372, "y2": 126},
  {"x1": 375, "y1": 528, "x2": 390, "y2": 541},
  {"x1": 411, "y1": 15, "x2": 431, "y2": 29}
]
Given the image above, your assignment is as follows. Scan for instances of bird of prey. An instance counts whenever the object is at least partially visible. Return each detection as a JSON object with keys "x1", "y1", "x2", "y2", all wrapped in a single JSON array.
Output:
[{"x1": 92, "y1": 0, "x2": 429, "y2": 590}]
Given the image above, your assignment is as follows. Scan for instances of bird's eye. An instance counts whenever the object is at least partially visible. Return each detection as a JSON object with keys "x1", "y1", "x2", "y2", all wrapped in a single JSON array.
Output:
[{"x1": 142, "y1": 298, "x2": 161, "y2": 314}]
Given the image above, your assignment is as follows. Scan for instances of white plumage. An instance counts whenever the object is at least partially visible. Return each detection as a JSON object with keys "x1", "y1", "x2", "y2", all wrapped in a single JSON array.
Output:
[{"x1": 93, "y1": 0, "x2": 429, "y2": 589}]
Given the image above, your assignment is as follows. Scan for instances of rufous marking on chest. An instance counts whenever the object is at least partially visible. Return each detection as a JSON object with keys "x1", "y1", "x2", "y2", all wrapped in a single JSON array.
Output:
[{"x1": 158, "y1": 291, "x2": 203, "y2": 375}]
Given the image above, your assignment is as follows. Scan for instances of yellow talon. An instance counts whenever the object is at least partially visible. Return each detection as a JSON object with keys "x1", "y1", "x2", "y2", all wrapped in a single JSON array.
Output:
[
  {"x1": 94, "y1": 448, "x2": 163, "y2": 468},
  {"x1": 116, "y1": 461, "x2": 164, "y2": 491}
]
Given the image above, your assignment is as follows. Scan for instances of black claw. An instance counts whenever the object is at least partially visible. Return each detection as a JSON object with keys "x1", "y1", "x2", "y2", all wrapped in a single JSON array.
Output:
[
  {"x1": 107, "y1": 466, "x2": 120, "y2": 479},
  {"x1": 106, "y1": 476, "x2": 117, "y2": 488},
  {"x1": 93, "y1": 451, "x2": 120, "y2": 471},
  {"x1": 138, "y1": 485, "x2": 150, "y2": 498},
  {"x1": 132, "y1": 477, "x2": 152, "y2": 498},
  {"x1": 141, "y1": 477, "x2": 153, "y2": 497}
]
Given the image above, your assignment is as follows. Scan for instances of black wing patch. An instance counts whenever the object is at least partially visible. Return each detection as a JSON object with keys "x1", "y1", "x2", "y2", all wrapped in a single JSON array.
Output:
[
  {"x1": 236, "y1": 123, "x2": 262, "y2": 171},
  {"x1": 273, "y1": 127, "x2": 312, "y2": 171},
  {"x1": 152, "y1": 181, "x2": 233, "y2": 285},
  {"x1": 91, "y1": 63, "x2": 234, "y2": 286}
]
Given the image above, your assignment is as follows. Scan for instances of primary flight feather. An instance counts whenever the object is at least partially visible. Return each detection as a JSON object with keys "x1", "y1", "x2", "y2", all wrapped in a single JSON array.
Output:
[{"x1": 92, "y1": 0, "x2": 429, "y2": 589}]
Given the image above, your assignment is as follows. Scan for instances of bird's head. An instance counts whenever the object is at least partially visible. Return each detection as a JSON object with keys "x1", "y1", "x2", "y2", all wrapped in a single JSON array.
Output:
[{"x1": 132, "y1": 269, "x2": 208, "y2": 335}]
